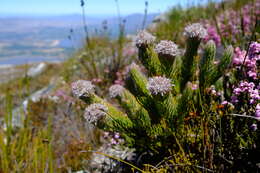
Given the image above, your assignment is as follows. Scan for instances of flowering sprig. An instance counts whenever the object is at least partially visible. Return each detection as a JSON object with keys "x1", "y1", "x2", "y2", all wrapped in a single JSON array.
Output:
[
  {"x1": 248, "y1": 42, "x2": 260, "y2": 60},
  {"x1": 232, "y1": 42, "x2": 259, "y2": 80},
  {"x1": 231, "y1": 81, "x2": 259, "y2": 105}
]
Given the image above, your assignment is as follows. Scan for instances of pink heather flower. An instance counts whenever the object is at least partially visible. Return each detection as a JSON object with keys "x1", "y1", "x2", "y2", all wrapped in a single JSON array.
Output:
[
  {"x1": 111, "y1": 138, "x2": 118, "y2": 145},
  {"x1": 250, "y1": 124, "x2": 257, "y2": 131},
  {"x1": 231, "y1": 81, "x2": 259, "y2": 104},
  {"x1": 155, "y1": 40, "x2": 180, "y2": 57},
  {"x1": 109, "y1": 84, "x2": 124, "y2": 98},
  {"x1": 204, "y1": 25, "x2": 221, "y2": 46},
  {"x1": 191, "y1": 83, "x2": 198, "y2": 90},
  {"x1": 247, "y1": 70, "x2": 257, "y2": 79},
  {"x1": 233, "y1": 47, "x2": 246, "y2": 66},
  {"x1": 183, "y1": 23, "x2": 207, "y2": 39},
  {"x1": 135, "y1": 30, "x2": 156, "y2": 48},
  {"x1": 232, "y1": 46, "x2": 258, "y2": 79},
  {"x1": 248, "y1": 42, "x2": 260, "y2": 59},
  {"x1": 234, "y1": 88, "x2": 242, "y2": 95},
  {"x1": 147, "y1": 76, "x2": 173, "y2": 96},
  {"x1": 84, "y1": 103, "x2": 108, "y2": 125},
  {"x1": 231, "y1": 96, "x2": 239, "y2": 103},
  {"x1": 221, "y1": 101, "x2": 228, "y2": 105},
  {"x1": 208, "y1": 1, "x2": 258, "y2": 44},
  {"x1": 255, "y1": 104, "x2": 260, "y2": 118},
  {"x1": 114, "y1": 133, "x2": 120, "y2": 139},
  {"x1": 71, "y1": 80, "x2": 95, "y2": 98}
]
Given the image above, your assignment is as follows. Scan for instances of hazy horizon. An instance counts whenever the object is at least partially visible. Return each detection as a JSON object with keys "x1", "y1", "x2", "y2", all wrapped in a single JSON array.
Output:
[
  {"x1": 0, "y1": 12, "x2": 158, "y2": 18},
  {"x1": 0, "y1": 0, "x2": 216, "y2": 17}
]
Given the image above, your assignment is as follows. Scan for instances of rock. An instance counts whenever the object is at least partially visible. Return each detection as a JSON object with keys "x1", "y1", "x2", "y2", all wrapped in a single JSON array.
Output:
[
  {"x1": 27, "y1": 62, "x2": 47, "y2": 77},
  {"x1": 10, "y1": 84, "x2": 55, "y2": 128}
]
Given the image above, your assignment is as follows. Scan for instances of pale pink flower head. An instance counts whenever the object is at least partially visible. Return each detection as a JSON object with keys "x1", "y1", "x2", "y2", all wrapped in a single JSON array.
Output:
[
  {"x1": 147, "y1": 76, "x2": 173, "y2": 96},
  {"x1": 71, "y1": 80, "x2": 95, "y2": 98},
  {"x1": 183, "y1": 23, "x2": 207, "y2": 39},
  {"x1": 84, "y1": 103, "x2": 108, "y2": 125},
  {"x1": 135, "y1": 30, "x2": 156, "y2": 48},
  {"x1": 155, "y1": 40, "x2": 180, "y2": 58},
  {"x1": 109, "y1": 84, "x2": 124, "y2": 98}
]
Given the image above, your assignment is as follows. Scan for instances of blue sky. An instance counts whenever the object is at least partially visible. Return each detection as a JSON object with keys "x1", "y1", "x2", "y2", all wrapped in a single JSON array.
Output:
[{"x1": 0, "y1": 0, "x2": 212, "y2": 16}]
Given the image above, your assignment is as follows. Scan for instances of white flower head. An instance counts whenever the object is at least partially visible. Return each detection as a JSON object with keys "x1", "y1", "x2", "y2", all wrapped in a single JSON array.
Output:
[
  {"x1": 147, "y1": 76, "x2": 173, "y2": 96},
  {"x1": 155, "y1": 40, "x2": 180, "y2": 57},
  {"x1": 109, "y1": 84, "x2": 124, "y2": 98},
  {"x1": 84, "y1": 103, "x2": 108, "y2": 125},
  {"x1": 71, "y1": 80, "x2": 95, "y2": 98},
  {"x1": 183, "y1": 23, "x2": 207, "y2": 39},
  {"x1": 135, "y1": 30, "x2": 156, "y2": 48}
]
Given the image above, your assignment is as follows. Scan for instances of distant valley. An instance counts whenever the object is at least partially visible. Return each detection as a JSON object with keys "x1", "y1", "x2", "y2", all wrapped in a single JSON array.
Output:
[{"x1": 0, "y1": 13, "x2": 157, "y2": 64}]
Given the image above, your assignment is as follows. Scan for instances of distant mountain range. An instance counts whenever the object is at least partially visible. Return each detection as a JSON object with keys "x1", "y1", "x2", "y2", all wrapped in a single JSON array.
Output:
[{"x1": 0, "y1": 13, "x2": 158, "y2": 62}]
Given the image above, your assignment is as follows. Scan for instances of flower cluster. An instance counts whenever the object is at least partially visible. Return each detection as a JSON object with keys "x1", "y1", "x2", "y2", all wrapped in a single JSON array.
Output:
[
  {"x1": 232, "y1": 43, "x2": 259, "y2": 80},
  {"x1": 204, "y1": 25, "x2": 221, "y2": 46},
  {"x1": 204, "y1": 1, "x2": 260, "y2": 44},
  {"x1": 71, "y1": 80, "x2": 95, "y2": 98},
  {"x1": 231, "y1": 81, "x2": 260, "y2": 105},
  {"x1": 103, "y1": 132, "x2": 123, "y2": 146},
  {"x1": 183, "y1": 23, "x2": 207, "y2": 39},
  {"x1": 147, "y1": 76, "x2": 173, "y2": 96},
  {"x1": 135, "y1": 30, "x2": 156, "y2": 48},
  {"x1": 84, "y1": 103, "x2": 108, "y2": 125},
  {"x1": 109, "y1": 84, "x2": 124, "y2": 98},
  {"x1": 155, "y1": 40, "x2": 180, "y2": 58},
  {"x1": 232, "y1": 47, "x2": 246, "y2": 66},
  {"x1": 248, "y1": 42, "x2": 260, "y2": 60}
]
